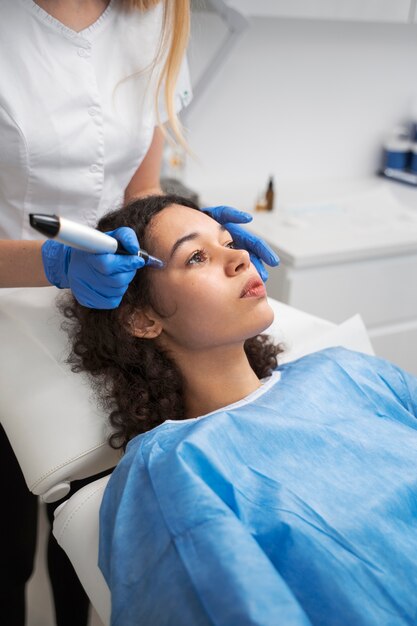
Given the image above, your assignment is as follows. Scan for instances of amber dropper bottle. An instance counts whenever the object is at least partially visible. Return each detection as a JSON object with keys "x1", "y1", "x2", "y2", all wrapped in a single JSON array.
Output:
[{"x1": 265, "y1": 176, "x2": 274, "y2": 211}]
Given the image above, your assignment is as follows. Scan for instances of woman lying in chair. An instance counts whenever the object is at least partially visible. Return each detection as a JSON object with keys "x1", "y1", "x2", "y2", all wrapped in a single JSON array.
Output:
[{"x1": 61, "y1": 194, "x2": 417, "y2": 626}]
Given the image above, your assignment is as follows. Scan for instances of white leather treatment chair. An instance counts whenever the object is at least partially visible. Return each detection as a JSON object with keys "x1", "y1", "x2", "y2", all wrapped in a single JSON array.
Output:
[{"x1": 0, "y1": 287, "x2": 374, "y2": 625}]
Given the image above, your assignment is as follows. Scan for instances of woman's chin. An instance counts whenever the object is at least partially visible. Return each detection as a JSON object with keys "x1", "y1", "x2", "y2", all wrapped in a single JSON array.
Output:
[{"x1": 245, "y1": 300, "x2": 275, "y2": 337}]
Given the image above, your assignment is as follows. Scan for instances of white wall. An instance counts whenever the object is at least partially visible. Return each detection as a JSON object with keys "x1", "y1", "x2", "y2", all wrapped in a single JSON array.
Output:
[{"x1": 185, "y1": 14, "x2": 417, "y2": 206}]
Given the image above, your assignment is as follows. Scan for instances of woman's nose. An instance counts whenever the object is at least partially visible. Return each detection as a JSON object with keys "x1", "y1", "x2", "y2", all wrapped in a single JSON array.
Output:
[{"x1": 224, "y1": 247, "x2": 251, "y2": 276}]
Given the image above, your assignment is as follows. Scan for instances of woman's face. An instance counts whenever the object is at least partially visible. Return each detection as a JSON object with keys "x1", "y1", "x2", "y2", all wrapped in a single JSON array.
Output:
[{"x1": 142, "y1": 205, "x2": 274, "y2": 351}]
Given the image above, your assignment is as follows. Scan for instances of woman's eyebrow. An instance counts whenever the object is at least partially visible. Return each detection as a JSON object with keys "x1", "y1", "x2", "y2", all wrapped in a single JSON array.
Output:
[
  {"x1": 169, "y1": 225, "x2": 226, "y2": 260},
  {"x1": 169, "y1": 232, "x2": 199, "y2": 259}
]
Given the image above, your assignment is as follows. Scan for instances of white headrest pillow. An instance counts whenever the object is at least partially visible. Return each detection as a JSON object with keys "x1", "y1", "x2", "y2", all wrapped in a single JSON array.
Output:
[{"x1": 0, "y1": 287, "x2": 119, "y2": 503}]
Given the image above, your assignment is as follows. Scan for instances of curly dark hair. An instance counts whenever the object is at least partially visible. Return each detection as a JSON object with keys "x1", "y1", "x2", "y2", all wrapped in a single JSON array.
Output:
[{"x1": 60, "y1": 194, "x2": 284, "y2": 450}]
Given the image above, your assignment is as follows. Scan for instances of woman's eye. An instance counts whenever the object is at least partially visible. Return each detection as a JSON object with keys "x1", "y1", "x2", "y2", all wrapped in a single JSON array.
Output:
[
  {"x1": 185, "y1": 242, "x2": 235, "y2": 266},
  {"x1": 186, "y1": 249, "x2": 208, "y2": 265}
]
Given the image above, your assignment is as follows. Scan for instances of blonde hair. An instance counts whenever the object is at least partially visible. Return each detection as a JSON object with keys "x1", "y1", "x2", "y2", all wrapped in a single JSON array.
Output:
[{"x1": 120, "y1": 0, "x2": 190, "y2": 146}]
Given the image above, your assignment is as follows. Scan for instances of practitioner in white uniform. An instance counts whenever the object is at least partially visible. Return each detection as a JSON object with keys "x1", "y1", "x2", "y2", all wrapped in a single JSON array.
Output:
[{"x1": 0, "y1": 2, "x2": 192, "y2": 624}]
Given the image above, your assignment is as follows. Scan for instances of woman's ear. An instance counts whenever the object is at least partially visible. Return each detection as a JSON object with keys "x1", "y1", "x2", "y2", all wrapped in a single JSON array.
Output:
[{"x1": 129, "y1": 309, "x2": 163, "y2": 340}]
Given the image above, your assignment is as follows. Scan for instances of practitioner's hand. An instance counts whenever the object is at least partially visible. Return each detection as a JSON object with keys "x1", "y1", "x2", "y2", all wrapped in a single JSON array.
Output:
[
  {"x1": 41, "y1": 227, "x2": 144, "y2": 309},
  {"x1": 202, "y1": 205, "x2": 280, "y2": 282}
]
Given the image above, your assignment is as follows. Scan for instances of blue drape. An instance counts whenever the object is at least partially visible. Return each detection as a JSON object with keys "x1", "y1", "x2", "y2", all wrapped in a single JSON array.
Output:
[{"x1": 100, "y1": 348, "x2": 417, "y2": 626}]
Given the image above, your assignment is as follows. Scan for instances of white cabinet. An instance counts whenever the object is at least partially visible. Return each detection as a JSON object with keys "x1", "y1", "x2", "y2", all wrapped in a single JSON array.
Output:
[
  {"x1": 226, "y1": 0, "x2": 412, "y2": 23},
  {"x1": 247, "y1": 182, "x2": 417, "y2": 374},
  {"x1": 266, "y1": 254, "x2": 417, "y2": 375}
]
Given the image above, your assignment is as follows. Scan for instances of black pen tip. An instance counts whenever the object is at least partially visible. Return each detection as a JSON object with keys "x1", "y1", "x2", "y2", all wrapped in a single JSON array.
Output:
[{"x1": 29, "y1": 213, "x2": 60, "y2": 237}]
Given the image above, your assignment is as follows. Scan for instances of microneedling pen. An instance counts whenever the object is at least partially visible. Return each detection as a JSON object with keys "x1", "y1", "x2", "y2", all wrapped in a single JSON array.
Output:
[{"x1": 29, "y1": 213, "x2": 165, "y2": 269}]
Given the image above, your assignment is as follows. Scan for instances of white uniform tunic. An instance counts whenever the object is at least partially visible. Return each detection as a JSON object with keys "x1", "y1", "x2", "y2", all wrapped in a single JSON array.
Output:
[{"x1": 0, "y1": 0, "x2": 192, "y2": 239}]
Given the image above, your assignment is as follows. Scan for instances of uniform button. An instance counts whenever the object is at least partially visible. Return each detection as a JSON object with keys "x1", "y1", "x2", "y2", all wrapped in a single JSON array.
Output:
[
  {"x1": 78, "y1": 48, "x2": 90, "y2": 57},
  {"x1": 88, "y1": 107, "x2": 98, "y2": 116},
  {"x1": 90, "y1": 164, "x2": 100, "y2": 173}
]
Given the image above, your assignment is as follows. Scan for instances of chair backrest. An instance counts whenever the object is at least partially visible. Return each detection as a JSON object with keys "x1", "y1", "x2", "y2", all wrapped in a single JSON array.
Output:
[{"x1": 53, "y1": 474, "x2": 112, "y2": 625}]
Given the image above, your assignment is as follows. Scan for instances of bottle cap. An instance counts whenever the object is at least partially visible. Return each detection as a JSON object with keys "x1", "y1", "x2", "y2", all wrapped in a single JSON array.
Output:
[{"x1": 383, "y1": 137, "x2": 411, "y2": 152}]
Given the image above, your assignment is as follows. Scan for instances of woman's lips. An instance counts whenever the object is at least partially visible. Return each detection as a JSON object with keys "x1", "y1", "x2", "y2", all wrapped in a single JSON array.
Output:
[{"x1": 240, "y1": 276, "x2": 266, "y2": 299}]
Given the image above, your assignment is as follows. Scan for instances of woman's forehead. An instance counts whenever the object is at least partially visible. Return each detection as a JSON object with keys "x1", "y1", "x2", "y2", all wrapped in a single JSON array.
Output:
[{"x1": 150, "y1": 205, "x2": 216, "y2": 247}]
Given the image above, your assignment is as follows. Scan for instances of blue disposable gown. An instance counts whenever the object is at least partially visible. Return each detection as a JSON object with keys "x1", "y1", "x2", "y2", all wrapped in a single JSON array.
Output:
[{"x1": 99, "y1": 348, "x2": 417, "y2": 626}]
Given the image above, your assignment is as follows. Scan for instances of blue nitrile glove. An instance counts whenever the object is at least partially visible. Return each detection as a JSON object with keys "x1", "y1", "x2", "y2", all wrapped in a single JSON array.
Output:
[
  {"x1": 41, "y1": 227, "x2": 144, "y2": 309},
  {"x1": 202, "y1": 205, "x2": 280, "y2": 282}
]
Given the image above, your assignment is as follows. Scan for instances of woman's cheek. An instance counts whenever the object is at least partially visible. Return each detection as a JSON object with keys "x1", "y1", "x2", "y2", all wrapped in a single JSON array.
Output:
[
  {"x1": 187, "y1": 277, "x2": 220, "y2": 305},
  {"x1": 161, "y1": 268, "x2": 225, "y2": 309}
]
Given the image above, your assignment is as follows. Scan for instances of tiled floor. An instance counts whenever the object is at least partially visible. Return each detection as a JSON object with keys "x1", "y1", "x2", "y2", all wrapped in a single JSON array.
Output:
[{"x1": 27, "y1": 501, "x2": 104, "y2": 626}]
